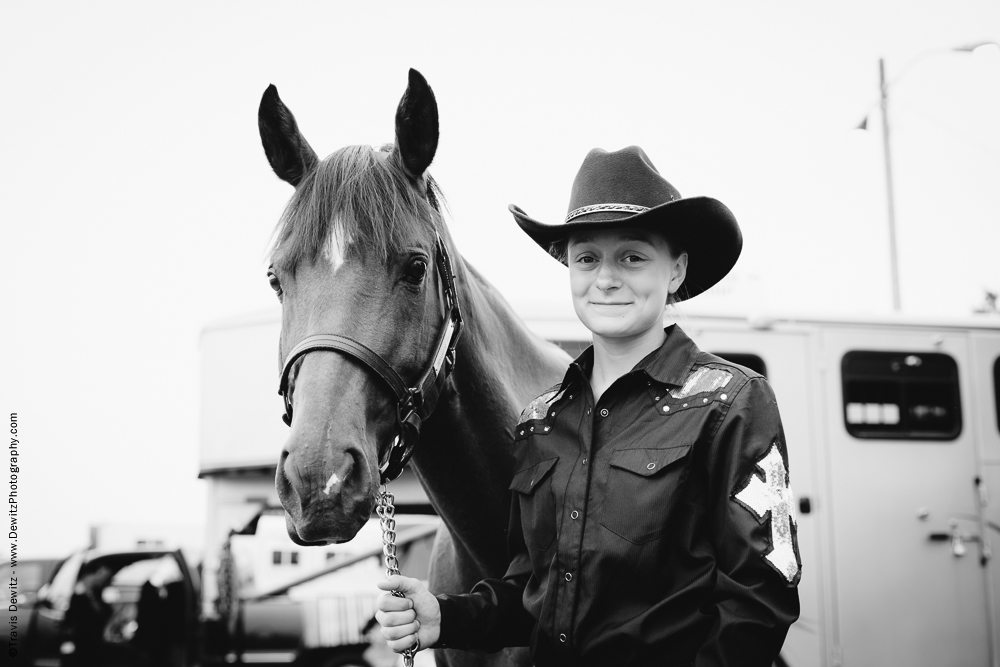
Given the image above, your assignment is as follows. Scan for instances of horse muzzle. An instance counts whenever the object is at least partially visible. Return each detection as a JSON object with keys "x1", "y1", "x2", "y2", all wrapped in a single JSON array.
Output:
[{"x1": 275, "y1": 439, "x2": 376, "y2": 544}]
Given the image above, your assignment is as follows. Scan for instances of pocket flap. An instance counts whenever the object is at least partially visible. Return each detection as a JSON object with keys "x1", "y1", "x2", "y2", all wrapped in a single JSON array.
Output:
[
  {"x1": 609, "y1": 446, "x2": 691, "y2": 477},
  {"x1": 509, "y1": 457, "x2": 558, "y2": 495}
]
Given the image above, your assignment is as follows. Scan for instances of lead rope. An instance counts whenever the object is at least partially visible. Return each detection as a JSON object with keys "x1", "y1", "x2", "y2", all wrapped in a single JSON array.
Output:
[{"x1": 376, "y1": 483, "x2": 419, "y2": 667}]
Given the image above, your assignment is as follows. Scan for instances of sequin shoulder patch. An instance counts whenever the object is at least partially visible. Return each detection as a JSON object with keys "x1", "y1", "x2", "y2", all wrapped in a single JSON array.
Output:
[
  {"x1": 669, "y1": 366, "x2": 733, "y2": 399},
  {"x1": 732, "y1": 441, "x2": 801, "y2": 585},
  {"x1": 518, "y1": 384, "x2": 565, "y2": 424}
]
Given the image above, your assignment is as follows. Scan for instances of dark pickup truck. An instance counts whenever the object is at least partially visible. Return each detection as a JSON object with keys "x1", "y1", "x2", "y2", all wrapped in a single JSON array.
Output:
[
  {"x1": 15, "y1": 518, "x2": 437, "y2": 667},
  {"x1": 17, "y1": 548, "x2": 201, "y2": 666}
]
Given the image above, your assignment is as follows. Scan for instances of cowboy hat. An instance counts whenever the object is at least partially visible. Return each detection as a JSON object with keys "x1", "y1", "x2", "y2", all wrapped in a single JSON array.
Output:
[{"x1": 510, "y1": 145, "x2": 742, "y2": 301}]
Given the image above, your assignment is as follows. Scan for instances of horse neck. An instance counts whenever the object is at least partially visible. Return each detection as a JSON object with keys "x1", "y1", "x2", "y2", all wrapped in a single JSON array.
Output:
[
  {"x1": 455, "y1": 258, "x2": 566, "y2": 407},
  {"x1": 412, "y1": 251, "x2": 568, "y2": 578}
]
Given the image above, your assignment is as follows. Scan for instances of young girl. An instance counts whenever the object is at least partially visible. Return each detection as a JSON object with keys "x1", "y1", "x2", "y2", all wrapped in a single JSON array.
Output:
[{"x1": 376, "y1": 146, "x2": 801, "y2": 667}]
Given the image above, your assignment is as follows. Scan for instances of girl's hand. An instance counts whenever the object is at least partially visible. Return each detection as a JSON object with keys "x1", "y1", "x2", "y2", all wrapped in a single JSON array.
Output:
[{"x1": 375, "y1": 575, "x2": 442, "y2": 653}]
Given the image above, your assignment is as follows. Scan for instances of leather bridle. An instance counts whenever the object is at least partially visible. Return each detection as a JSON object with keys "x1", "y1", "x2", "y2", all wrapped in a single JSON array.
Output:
[{"x1": 278, "y1": 232, "x2": 464, "y2": 483}]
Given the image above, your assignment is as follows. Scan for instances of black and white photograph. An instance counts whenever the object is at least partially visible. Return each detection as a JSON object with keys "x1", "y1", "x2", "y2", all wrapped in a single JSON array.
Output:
[{"x1": 3, "y1": 2, "x2": 1000, "y2": 666}]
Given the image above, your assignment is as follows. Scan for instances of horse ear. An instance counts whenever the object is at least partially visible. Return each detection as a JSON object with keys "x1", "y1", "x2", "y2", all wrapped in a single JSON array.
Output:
[
  {"x1": 394, "y1": 69, "x2": 439, "y2": 179},
  {"x1": 258, "y1": 84, "x2": 319, "y2": 187}
]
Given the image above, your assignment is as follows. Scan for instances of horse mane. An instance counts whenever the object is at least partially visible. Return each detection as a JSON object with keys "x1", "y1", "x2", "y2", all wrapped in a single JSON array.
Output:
[{"x1": 268, "y1": 144, "x2": 444, "y2": 271}]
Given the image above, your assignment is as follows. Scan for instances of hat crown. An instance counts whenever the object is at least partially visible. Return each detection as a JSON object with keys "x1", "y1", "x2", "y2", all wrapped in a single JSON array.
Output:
[{"x1": 567, "y1": 146, "x2": 682, "y2": 221}]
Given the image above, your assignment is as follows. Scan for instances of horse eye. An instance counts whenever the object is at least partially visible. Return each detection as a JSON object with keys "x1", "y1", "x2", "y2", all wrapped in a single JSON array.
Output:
[
  {"x1": 404, "y1": 258, "x2": 428, "y2": 284},
  {"x1": 267, "y1": 272, "x2": 283, "y2": 298}
]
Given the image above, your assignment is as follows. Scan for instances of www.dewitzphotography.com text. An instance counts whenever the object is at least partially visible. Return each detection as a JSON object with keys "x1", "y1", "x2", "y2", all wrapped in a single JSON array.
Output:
[{"x1": 8, "y1": 413, "x2": 19, "y2": 658}]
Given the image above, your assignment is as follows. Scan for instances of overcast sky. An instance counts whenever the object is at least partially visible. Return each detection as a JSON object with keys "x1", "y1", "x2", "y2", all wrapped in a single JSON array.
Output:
[{"x1": 3, "y1": 1, "x2": 999, "y2": 558}]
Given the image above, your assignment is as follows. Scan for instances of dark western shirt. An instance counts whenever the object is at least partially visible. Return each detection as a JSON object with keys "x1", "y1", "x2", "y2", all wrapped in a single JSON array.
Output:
[{"x1": 435, "y1": 325, "x2": 801, "y2": 667}]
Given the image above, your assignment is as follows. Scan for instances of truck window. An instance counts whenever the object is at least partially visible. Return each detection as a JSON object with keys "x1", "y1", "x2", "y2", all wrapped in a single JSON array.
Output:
[
  {"x1": 842, "y1": 351, "x2": 961, "y2": 440},
  {"x1": 43, "y1": 551, "x2": 85, "y2": 612},
  {"x1": 711, "y1": 353, "x2": 767, "y2": 378}
]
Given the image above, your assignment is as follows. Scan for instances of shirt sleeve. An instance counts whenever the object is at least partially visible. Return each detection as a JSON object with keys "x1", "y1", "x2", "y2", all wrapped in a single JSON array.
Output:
[
  {"x1": 433, "y1": 489, "x2": 536, "y2": 652},
  {"x1": 695, "y1": 376, "x2": 801, "y2": 667}
]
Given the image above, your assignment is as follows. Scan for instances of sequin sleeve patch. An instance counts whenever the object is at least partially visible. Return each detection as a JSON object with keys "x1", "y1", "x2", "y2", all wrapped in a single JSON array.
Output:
[
  {"x1": 669, "y1": 366, "x2": 733, "y2": 399},
  {"x1": 518, "y1": 385, "x2": 564, "y2": 424},
  {"x1": 732, "y1": 441, "x2": 801, "y2": 584}
]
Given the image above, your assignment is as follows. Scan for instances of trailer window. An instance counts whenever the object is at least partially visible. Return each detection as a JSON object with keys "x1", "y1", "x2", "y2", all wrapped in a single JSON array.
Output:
[
  {"x1": 842, "y1": 351, "x2": 961, "y2": 440},
  {"x1": 994, "y1": 356, "x2": 999, "y2": 434},
  {"x1": 711, "y1": 353, "x2": 767, "y2": 378}
]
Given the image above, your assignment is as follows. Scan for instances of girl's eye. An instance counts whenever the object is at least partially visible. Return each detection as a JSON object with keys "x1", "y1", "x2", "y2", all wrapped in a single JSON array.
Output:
[
  {"x1": 624, "y1": 254, "x2": 645, "y2": 263},
  {"x1": 576, "y1": 255, "x2": 597, "y2": 264},
  {"x1": 404, "y1": 258, "x2": 428, "y2": 284}
]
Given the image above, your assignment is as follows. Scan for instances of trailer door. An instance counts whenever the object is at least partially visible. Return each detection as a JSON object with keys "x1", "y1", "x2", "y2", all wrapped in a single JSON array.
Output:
[
  {"x1": 695, "y1": 328, "x2": 822, "y2": 667},
  {"x1": 970, "y1": 331, "x2": 1000, "y2": 666},
  {"x1": 822, "y1": 329, "x2": 990, "y2": 667}
]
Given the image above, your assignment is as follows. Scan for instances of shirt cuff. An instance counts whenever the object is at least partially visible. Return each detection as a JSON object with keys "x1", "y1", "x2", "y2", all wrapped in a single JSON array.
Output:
[{"x1": 434, "y1": 593, "x2": 474, "y2": 650}]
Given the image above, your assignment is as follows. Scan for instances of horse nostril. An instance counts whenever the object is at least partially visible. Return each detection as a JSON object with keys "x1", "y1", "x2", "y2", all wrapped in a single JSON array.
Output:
[{"x1": 275, "y1": 449, "x2": 294, "y2": 506}]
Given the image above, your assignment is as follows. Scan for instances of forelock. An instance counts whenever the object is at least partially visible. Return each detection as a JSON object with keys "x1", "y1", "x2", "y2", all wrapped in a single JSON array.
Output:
[{"x1": 268, "y1": 145, "x2": 443, "y2": 272}]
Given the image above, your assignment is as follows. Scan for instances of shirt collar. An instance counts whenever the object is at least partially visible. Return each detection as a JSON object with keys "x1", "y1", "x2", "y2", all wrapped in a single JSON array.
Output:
[{"x1": 560, "y1": 324, "x2": 701, "y2": 391}]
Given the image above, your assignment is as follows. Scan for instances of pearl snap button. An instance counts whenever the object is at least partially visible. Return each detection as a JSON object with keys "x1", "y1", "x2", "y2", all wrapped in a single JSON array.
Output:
[
  {"x1": 565, "y1": 572, "x2": 573, "y2": 581},
  {"x1": 559, "y1": 634, "x2": 567, "y2": 642},
  {"x1": 647, "y1": 462, "x2": 656, "y2": 470},
  {"x1": 662, "y1": 405, "x2": 670, "y2": 412},
  {"x1": 571, "y1": 510, "x2": 579, "y2": 519},
  {"x1": 600, "y1": 408, "x2": 609, "y2": 417}
]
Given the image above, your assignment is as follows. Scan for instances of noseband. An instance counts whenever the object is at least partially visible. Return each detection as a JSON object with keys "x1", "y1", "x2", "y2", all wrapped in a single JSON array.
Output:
[{"x1": 278, "y1": 232, "x2": 464, "y2": 483}]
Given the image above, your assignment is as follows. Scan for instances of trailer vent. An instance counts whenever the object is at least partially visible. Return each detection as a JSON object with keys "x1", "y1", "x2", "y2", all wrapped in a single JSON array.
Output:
[{"x1": 842, "y1": 351, "x2": 961, "y2": 440}]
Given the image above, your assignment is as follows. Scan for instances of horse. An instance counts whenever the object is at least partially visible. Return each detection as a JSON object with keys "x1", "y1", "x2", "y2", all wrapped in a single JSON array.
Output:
[{"x1": 258, "y1": 69, "x2": 570, "y2": 667}]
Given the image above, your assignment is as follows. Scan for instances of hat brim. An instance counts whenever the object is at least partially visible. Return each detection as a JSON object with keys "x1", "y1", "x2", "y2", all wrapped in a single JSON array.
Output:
[{"x1": 509, "y1": 196, "x2": 742, "y2": 302}]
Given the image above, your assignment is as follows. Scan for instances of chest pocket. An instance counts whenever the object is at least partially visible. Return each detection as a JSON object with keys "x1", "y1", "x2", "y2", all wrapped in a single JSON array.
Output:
[
  {"x1": 509, "y1": 457, "x2": 559, "y2": 553},
  {"x1": 599, "y1": 445, "x2": 692, "y2": 545}
]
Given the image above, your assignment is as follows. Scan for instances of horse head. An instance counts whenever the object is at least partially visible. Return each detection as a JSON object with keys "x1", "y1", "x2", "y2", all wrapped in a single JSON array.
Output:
[{"x1": 259, "y1": 70, "x2": 453, "y2": 545}]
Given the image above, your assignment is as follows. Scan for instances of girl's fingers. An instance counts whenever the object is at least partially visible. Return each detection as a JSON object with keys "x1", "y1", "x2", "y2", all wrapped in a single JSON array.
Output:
[
  {"x1": 374, "y1": 609, "x2": 416, "y2": 627},
  {"x1": 381, "y1": 620, "x2": 420, "y2": 642},
  {"x1": 375, "y1": 591, "x2": 414, "y2": 612},
  {"x1": 376, "y1": 575, "x2": 421, "y2": 595}
]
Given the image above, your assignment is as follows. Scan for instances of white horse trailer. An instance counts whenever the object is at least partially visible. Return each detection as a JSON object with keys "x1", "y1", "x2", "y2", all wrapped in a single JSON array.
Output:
[
  {"x1": 532, "y1": 309, "x2": 1000, "y2": 667},
  {"x1": 200, "y1": 307, "x2": 1000, "y2": 667}
]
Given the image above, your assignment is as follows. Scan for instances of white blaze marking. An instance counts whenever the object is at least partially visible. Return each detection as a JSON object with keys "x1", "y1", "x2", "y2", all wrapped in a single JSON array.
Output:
[
  {"x1": 322, "y1": 472, "x2": 341, "y2": 495},
  {"x1": 323, "y1": 227, "x2": 351, "y2": 272},
  {"x1": 734, "y1": 443, "x2": 800, "y2": 583}
]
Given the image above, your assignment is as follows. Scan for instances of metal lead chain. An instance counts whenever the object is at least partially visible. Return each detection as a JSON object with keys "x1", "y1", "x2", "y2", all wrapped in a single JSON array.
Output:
[{"x1": 376, "y1": 483, "x2": 419, "y2": 667}]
